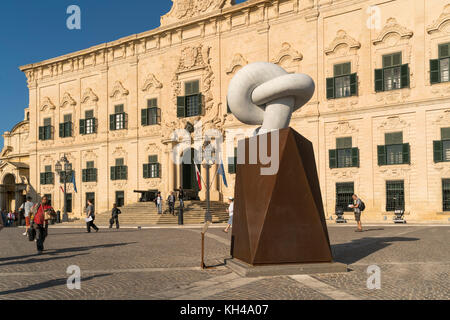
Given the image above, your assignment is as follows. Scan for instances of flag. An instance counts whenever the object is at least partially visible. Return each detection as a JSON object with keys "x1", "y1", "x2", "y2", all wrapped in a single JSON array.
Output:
[
  {"x1": 218, "y1": 162, "x2": 228, "y2": 188},
  {"x1": 71, "y1": 172, "x2": 78, "y2": 193},
  {"x1": 60, "y1": 186, "x2": 64, "y2": 193},
  {"x1": 195, "y1": 164, "x2": 202, "y2": 191}
]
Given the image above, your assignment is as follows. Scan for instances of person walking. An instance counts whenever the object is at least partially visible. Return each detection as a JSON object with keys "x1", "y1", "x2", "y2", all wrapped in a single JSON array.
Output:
[
  {"x1": 109, "y1": 203, "x2": 121, "y2": 229},
  {"x1": 31, "y1": 196, "x2": 54, "y2": 254},
  {"x1": 167, "y1": 192, "x2": 176, "y2": 215},
  {"x1": 155, "y1": 192, "x2": 163, "y2": 214},
  {"x1": 350, "y1": 194, "x2": 363, "y2": 232},
  {"x1": 20, "y1": 196, "x2": 34, "y2": 236},
  {"x1": 86, "y1": 199, "x2": 99, "y2": 233},
  {"x1": 178, "y1": 187, "x2": 185, "y2": 208},
  {"x1": 224, "y1": 197, "x2": 234, "y2": 233}
]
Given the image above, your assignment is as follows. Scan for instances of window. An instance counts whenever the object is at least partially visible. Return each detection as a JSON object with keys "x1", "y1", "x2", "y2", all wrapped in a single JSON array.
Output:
[
  {"x1": 59, "y1": 114, "x2": 73, "y2": 138},
  {"x1": 86, "y1": 192, "x2": 95, "y2": 207},
  {"x1": 80, "y1": 110, "x2": 96, "y2": 135},
  {"x1": 228, "y1": 148, "x2": 238, "y2": 174},
  {"x1": 39, "y1": 118, "x2": 53, "y2": 141},
  {"x1": 111, "y1": 158, "x2": 128, "y2": 180},
  {"x1": 116, "y1": 191, "x2": 125, "y2": 207},
  {"x1": 329, "y1": 137, "x2": 359, "y2": 168},
  {"x1": 110, "y1": 104, "x2": 127, "y2": 131},
  {"x1": 66, "y1": 193, "x2": 73, "y2": 213},
  {"x1": 443, "y1": 179, "x2": 450, "y2": 212},
  {"x1": 40, "y1": 166, "x2": 54, "y2": 185},
  {"x1": 143, "y1": 155, "x2": 161, "y2": 179},
  {"x1": 326, "y1": 63, "x2": 357, "y2": 99},
  {"x1": 336, "y1": 182, "x2": 354, "y2": 212},
  {"x1": 433, "y1": 127, "x2": 450, "y2": 163},
  {"x1": 59, "y1": 170, "x2": 74, "y2": 184},
  {"x1": 142, "y1": 99, "x2": 161, "y2": 126},
  {"x1": 177, "y1": 80, "x2": 202, "y2": 118},
  {"x1": 375, "y1": 52, "x2": 409, "y2": 92},
  {"x1": 378, "y1": 132, "x2": 410, "y2": 166},
  {"x1": 430, "y1": 43, "x2": 450, "y2": 84},
  {"x1": 386, "y1": 180, "x2": 405, "y2": 211},
  {"x1": 82, "y1": 161, "x2": 97, "y2": 182}
]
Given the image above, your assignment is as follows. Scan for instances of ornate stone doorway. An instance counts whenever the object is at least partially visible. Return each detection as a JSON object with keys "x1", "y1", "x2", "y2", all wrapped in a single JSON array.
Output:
[
  {"x1": 0, "y1": 173, "x2": 25, "y2": 212},
  {"x1": 180, "y1": 148, "x2": 200, "y2": 199}
]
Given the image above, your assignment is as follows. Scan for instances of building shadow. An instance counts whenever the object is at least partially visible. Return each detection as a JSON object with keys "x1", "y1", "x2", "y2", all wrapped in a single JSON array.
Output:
[
  {"x1": 331, "y1": 236, "x2": 420, "y2": 265},
  {"x1": 0, "y1": 274, "x2": 111, "y2": 296},
  {"x1": 0, "y1": 253, "x2": 89, "y2": 268},
  {"x1": 0, "y1": 242, "x2": 136, "y2": 264}
]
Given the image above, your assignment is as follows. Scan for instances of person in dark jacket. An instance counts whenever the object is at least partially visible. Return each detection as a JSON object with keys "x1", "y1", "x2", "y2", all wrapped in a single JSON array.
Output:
[
  {"x1": 109, "y1": 203, "x2": 121, "y2": 229},
  {"x1": 178, "y1": 187, "x2": 185, "y2": 208},
  {"x1": 167, "y1": 192, "x2": 176, "y2": 215}
]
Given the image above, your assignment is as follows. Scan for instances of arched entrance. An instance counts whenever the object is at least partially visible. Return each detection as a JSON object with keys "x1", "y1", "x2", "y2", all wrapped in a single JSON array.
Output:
[
  {"x1": 180, "y1": 148, "x2": 200, "y2": 200},
  {"x1": 2, "y1": 174, "x2": 21, "y2": 211}
]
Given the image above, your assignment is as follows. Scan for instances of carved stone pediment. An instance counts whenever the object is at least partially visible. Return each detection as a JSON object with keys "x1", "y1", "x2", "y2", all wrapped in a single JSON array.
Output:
[
  {"x1": 40, "y1": 97, "x2": 56, "y2": 112},
  {"x1": 161, "y1": 0, "x2": 235, "y2": 27},
  {"x1": 141, "y1": 73, "x2": 163, "y2": 92},
  {"x1": 60, "y1": 92, "x2": 76, "y2": 108},
  {"x1": 325, "y1": 30, "x2": 361, "y2": 55},
  {"x1": 271, "y1": 42, "x2": 303, "y2": 65},
  {"x1": 81, "y1": 88, "x2": 99, "y2": 104},
  {"x1": 373, "y1": 18, "x2": 413, "y2": 46},
  {"x1": 329, "y1": 121, "x2": 359, "y2": 135},
  {"x1": 427, "y1": 4, "x2": 450, "y2": 34},
  {"x1": 110, "y1": 81, "x2": 129, "y2": 99},
  {"x1": 226, "y1": 53, "x2": 248, "y2": 75}
]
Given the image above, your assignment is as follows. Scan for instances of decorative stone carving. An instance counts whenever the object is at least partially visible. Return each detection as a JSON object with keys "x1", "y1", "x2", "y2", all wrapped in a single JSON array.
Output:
[
  {"x1": 271, "y1": 42, "x2": 303, "y2": 65},
  {"x1": 378, "y1": 116, "x2": 409, "y2": 130},
  {"x1": 427, "y1": 4, "x2": 450, "y2": 34},
  {"x1": 329, "y1": 121, "x2": 359, "y2": 135},
  {"x1": 81, "y1": 88, "x2": 99, "y2": 104},
  {"x1": 141, "y1": 73, "x2": 163, "y2": 92},
  {"x1": 373, "y1": 18, "x2": 413, "y2": 46},
  {"x1": 40, "y1": 97, "x2": 56, "y2": 112},
  {"x1": 60, "y1": 92, "x2": 77, "y2": 108},
  {"x1": 226, "y1": 53, "x2": 248, "y2": 75},
  {"x1": 161, "y1": 0, "x2": 235, "y2": 26},
  {"x1": 325, "y1": 30, "x2": 361, "y2": 55},
  {"x1": 330, "y1": 168, "x2": 359, "y2": 179},
  {"x1": 433, "y1": 109, "x2": 450, "y2": 125},
  {"x1": 109, "y1": 81, "x2": 129, "y2": 99}
]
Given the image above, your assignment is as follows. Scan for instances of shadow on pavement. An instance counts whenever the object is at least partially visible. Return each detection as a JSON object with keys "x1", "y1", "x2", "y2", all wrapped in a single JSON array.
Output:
[
  {"x1": 332, "y1": 236, "x2": 420, "y2": 265},
  {"x1": 0, "y1": 274, "x2": 111, "y2": 296},
  {"x1": 0, "y1": 253, "x2": 90, "y2": 268},
  {"x1": 0, "y1": 242, "x2": 136, "y2": 264}
]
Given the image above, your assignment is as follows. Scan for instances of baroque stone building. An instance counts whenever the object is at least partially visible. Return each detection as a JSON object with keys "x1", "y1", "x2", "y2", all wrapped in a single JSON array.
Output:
[{"x1": 1, "y1": 0, "x2": 450, "y2": 222}]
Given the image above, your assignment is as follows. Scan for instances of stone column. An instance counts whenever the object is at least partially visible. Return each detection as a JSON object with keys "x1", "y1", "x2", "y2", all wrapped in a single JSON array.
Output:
[
  {"x1": 0, "y1": 186, "x2": 6, "y2": 211},
  {"x1": 168, "y1": 156, "x2": 175, "y2": 193}
]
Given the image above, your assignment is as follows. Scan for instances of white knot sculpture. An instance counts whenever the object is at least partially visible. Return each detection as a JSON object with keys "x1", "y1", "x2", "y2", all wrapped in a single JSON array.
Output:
[{"x1": 227, "y1": 62, "x2": 315, "y2": 131}]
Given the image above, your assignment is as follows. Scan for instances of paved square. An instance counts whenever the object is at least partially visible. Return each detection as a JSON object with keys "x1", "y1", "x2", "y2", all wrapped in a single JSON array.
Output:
[{"x1": 0, "y1": 225, "x2": 448, "y2": 300}]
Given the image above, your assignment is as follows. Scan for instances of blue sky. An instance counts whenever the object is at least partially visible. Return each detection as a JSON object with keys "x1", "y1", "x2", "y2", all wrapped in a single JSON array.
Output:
[{"x1": 0, "y1": 0, "x2": 246, "y2": 149}]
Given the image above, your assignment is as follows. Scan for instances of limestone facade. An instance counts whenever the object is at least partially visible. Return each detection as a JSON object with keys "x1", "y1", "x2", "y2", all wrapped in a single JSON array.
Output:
[{"x1": 1, "y1": 0, "x2": 449, "y2": 221}]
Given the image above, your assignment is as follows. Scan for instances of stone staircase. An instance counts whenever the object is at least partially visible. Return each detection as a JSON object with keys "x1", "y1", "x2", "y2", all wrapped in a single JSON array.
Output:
[{"x1": 89, "y1": 200, "x2": 229, "y2": 225}]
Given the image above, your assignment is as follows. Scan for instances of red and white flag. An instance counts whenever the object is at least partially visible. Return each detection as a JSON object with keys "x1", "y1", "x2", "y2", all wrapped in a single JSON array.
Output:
[
  {"x1": 60, "y1": 186, "x2": 64, "y2": 193},
  {"x1": 195, "y1": 164, "x2": 202, "y2": 191}
]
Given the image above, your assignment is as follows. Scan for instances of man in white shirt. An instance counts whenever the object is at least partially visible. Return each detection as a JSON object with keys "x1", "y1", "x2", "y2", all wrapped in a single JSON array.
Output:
[
  {"x1": 20, "y1": 196, "x2": 34, "y2": 236},
  {"x1": 224, "y1": 197, "x2": 234, "y2": 233}
]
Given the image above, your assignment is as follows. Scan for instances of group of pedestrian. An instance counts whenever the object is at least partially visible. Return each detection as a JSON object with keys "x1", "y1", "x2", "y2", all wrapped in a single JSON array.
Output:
[
  {"x1": 155, "y1": 187, "x2": 185, "y2": 215},
  {"x1": 1, "y1": 209, "x2": 19, "y2": 227}
]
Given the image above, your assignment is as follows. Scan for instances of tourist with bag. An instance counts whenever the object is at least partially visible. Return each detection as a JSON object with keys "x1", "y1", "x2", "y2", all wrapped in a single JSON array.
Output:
[
  {"x1": 32, "y1": 196, "x2": 54, "y2": 254},
  {"x1": 350, "y1": 194, "x2": 365, "y2": 232},
  {"x1": 109, "y1": 203, "x2": 121, "y2": 229}
]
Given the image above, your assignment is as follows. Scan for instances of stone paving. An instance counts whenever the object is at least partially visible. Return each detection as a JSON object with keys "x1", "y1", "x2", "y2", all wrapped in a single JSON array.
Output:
[{"x1": 0, "y1": 224, "x2": 448, "y2": 300}]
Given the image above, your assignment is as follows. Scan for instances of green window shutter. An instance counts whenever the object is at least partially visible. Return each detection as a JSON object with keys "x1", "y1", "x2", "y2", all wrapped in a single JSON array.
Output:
[
  {"x1": 156, "y1": 163, "x2": 161, "y2": 178},
  {"x1": 65, "y1": 123, "x2": 72, "y2": 137},
  {"x1": 141, "y1": 108, "x2": 148, "y2": 126},
  {"x1": 352, "y1": 148, "x2": 360, "y2": 168},
  {"x1": 93, "y1": 168, "x2": 97, "y2": 182},
  {"x1": 375, "y1": 69, "x2": 384, "y2": 92},
  {"x1": 39, "y1": 127, "x2": 44, "y2": 140},
  {"x1": 177, "y1": 96, "x2": 185, "y2": 118},
  {"x1": 430, "y1": 59, "x2": 440, "y2": 84},
  {"x1": 197, "y1": 93, "x2": 203, "y2": 116},
  {"x1": 124, "y1": 166, "x2": 128, "y2": 180},
  {"x1": 329, "y1": 149, "x2": 337, "y2": 169},
  {"x1": 92, "y1": 118, "x2": 97, "y2": 133},
  {"x1": 402, "y1": 143, "x2": 410, "y2": 165},
  {"x1": 439, "y1": 43, "x2": 450, "y2": 58},
  {"x1": 326, "y1": 77, "x2": 335, "y2": 99},
  {"x1": 59, "y1": 123, "x2": 64, "y2": 138},
  {"x1": 433, "y1": 140, "x2": 443, "y2": 163},
  {"x1": 80, "y1": 119, "x2": 86, "y2": 135},
  {"x1": 111, "y1": 166, "x2": 116, "y2": 180},
  {"x1": 40, "y1": 173, "x2": 45, "y2": 184},
  {"x1": 228, "y1": 163, "x2": 235, "y2": 174},
  {"x1": 109, "y1": 114, "x2": 115, "y2": 131},
  {"x1": 401, "y1": 64, "x2": 410, "y2": 88},
  {"x1": 82, "y1": 169, "x2": 87, "y2": 182},
  {"x1": 143, "y1": 164, "x2": 149, "y2": 179},
  {"x1": 49, "y1": 173, "x2": 54, "y2": 184},
  {"x1": 378, "y1": 145, "x2": 387, "y2": 166},
  {"x1": 350, "y1": 73, "x2": 358, "y2": 96}
]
